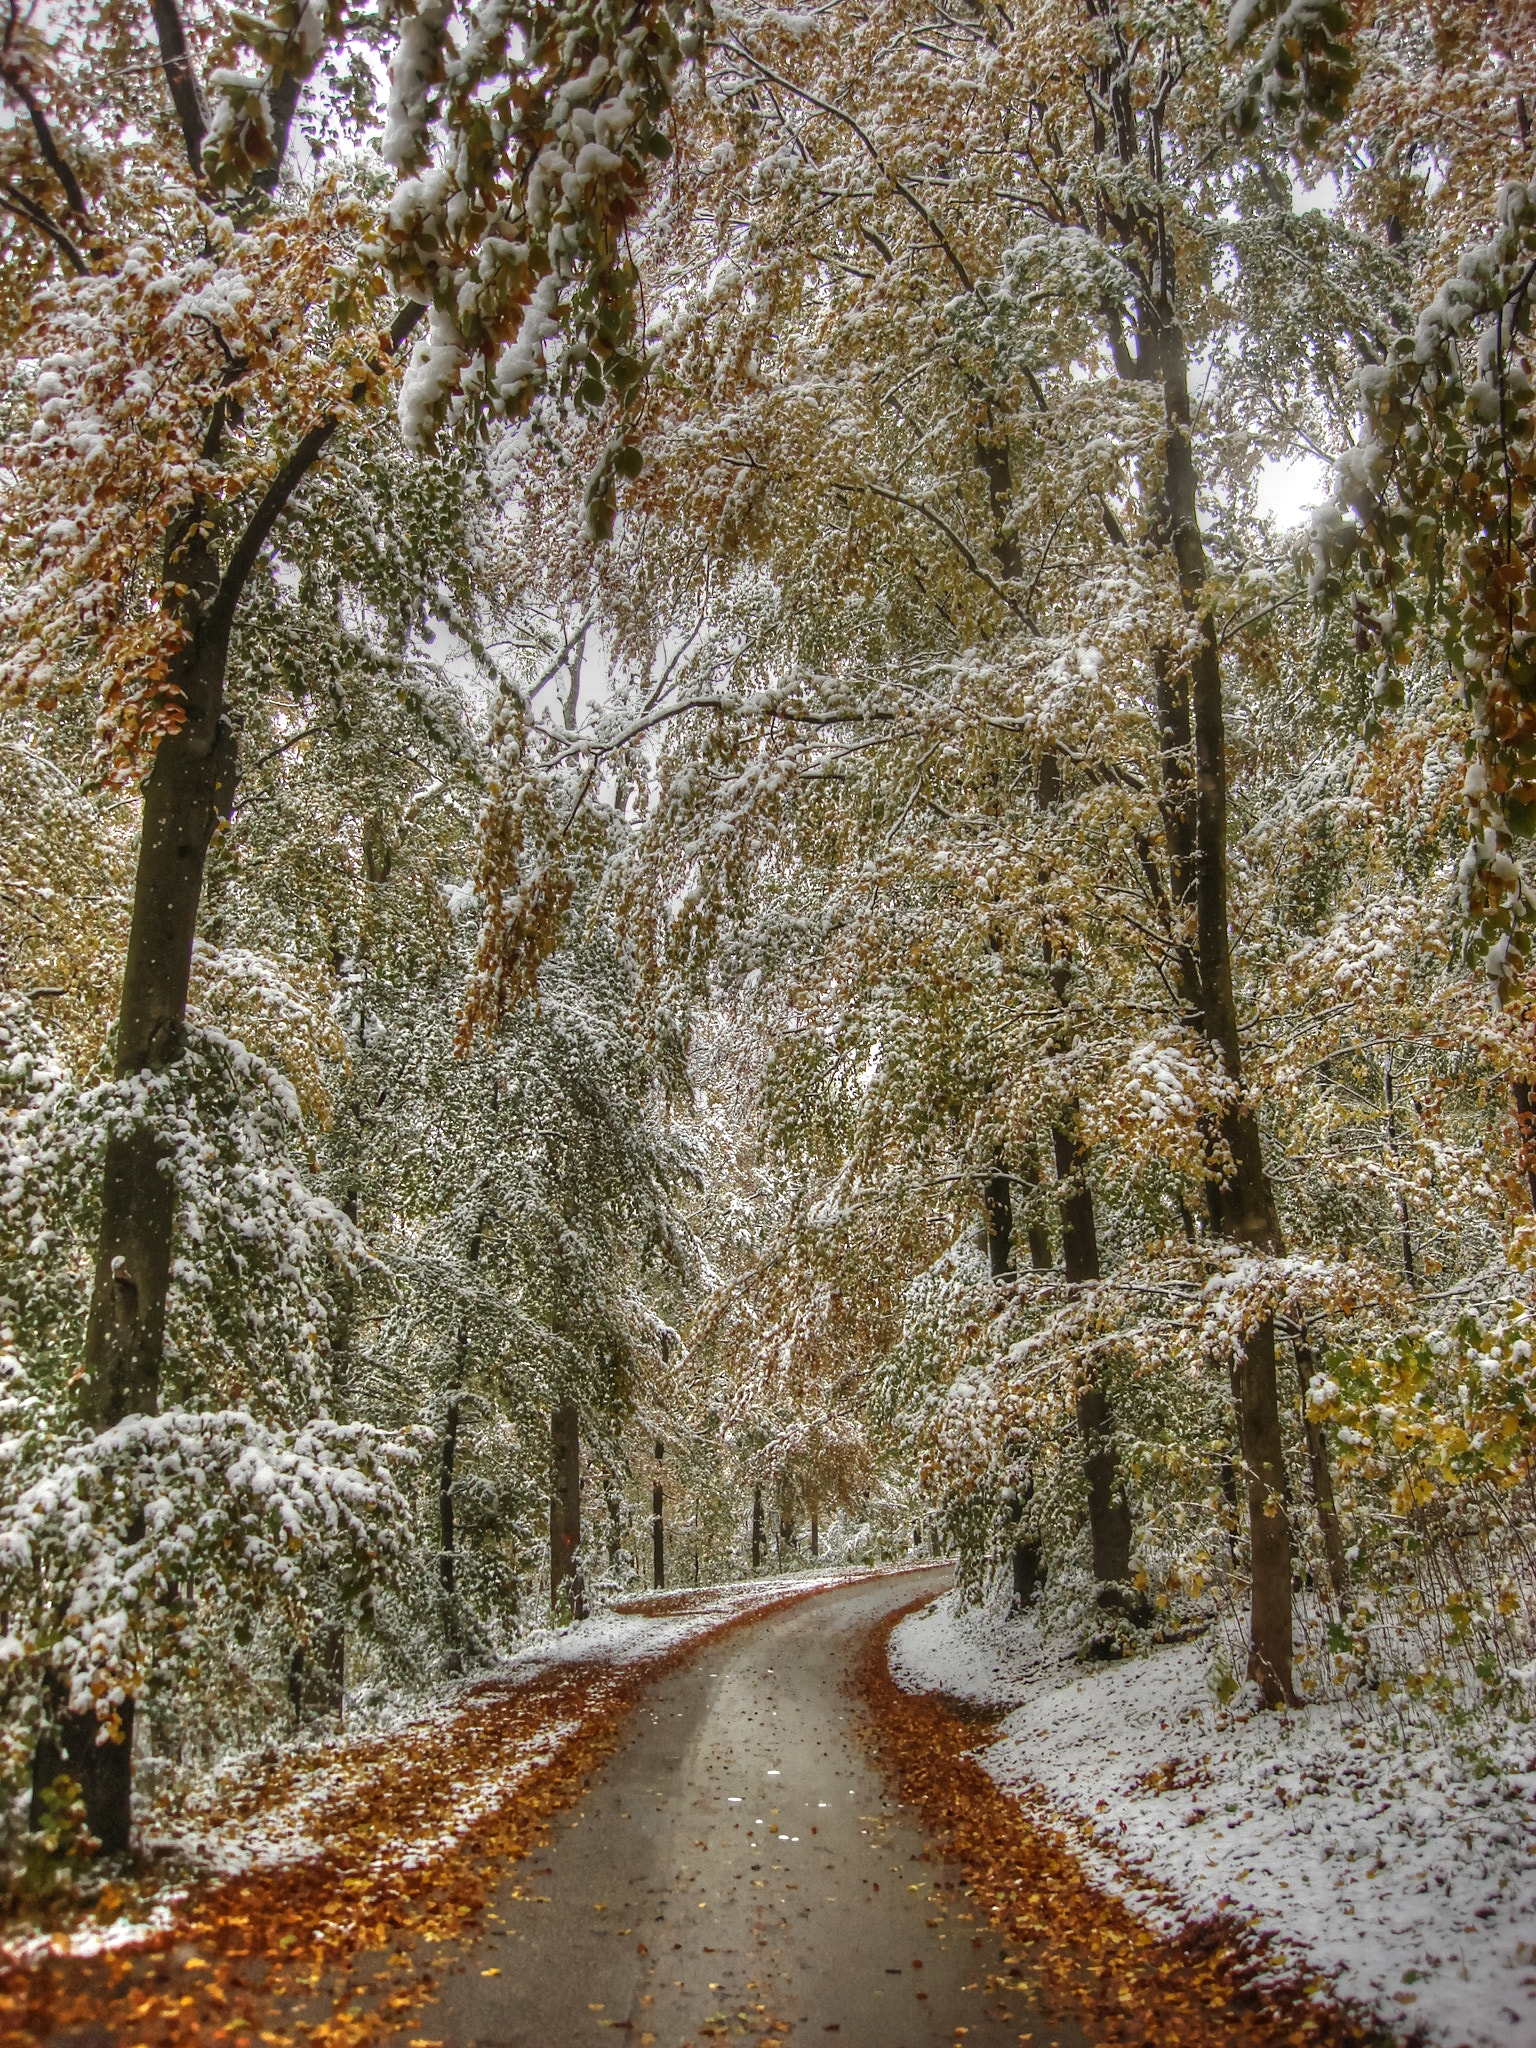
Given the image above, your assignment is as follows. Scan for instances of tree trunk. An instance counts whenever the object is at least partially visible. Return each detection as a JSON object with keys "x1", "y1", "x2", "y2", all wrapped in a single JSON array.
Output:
[
  {"x1": 1050, "y1": 1123, "x2": 1135, "y2": 1598},
  {"x1": 1020, "y1": 1152, "x2": 1053, "y2": 1271},
  {"x1": 1294, "y1": 1335, "x2": 1349, "y2": 1609},
  {"x1": 551, "y1": 1400, "x2": 583, "y2": 1617},
  {"x1": 985, "y1": 1167, "x2": 1014, "y2": 1278},
  {"x1": 1154, "y1": 307, "x2": 1295, "y2": 1705},
  {"x1": 288, "y1": 1600, "x2": 345, "y2": 1723},
  {"x1": 810, "y1": 1504, "x2": 819, "y2": 1558},
  {"x1": 82, "y1": 620, "x2": 238, "y2": 1430},
  {"x1": 440, "y1": 1390, "x2": 462, "y2": 1667},
  {"x1": 55, "y1": 526, "x2": 238, "y2": 1854},
  {"x1": 1012, "y1": 1535, "x2": 1043, "y2": 1608},
  {"x1": 30, "y1": 1692, "x2": 135, "y2": 1858},
  {"x1": 751, "y1": 1483, "x2": 764, "y2": 1570},
  {"x1": 1512, "y1": 1078, "x2": 1536, "y2": 1212}
]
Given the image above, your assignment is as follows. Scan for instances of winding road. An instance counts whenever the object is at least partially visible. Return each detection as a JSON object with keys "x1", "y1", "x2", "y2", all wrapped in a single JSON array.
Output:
[{"x1": 397, "y1": 1569, "x2": 1087, "y2": 2048}]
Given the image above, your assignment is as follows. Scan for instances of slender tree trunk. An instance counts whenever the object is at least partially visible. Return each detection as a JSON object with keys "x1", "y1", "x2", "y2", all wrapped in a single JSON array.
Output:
[
  {"x1": 751, "y1": 1483, "x2": 764, "y2": 1570},
  {"x1": 810, "y1": 1503, "x2": 819, "y2": 1558},
  {"x1": 51, "y1": 524, "x2": 238, "y2": 1853},
  {"x1": 650, "y1": 1438, "x2": 665, "y2": 1590},
  {"x1": 1383, "y1": 1049, "x2": 1416, "y2": 1285},
  {"x1": 1294, "y1": 1333, "x2": 1349, "y2": 1610},
  {"x1": 1512, "y1": 1078, "x2": 1536, "y2": 1212},
  {"x1": 1050, "y1": 1122, "x2": 1135, "y2": 1596},
  {"x1": 440, "y1": 1390, "x2": 462, "y2": 1667},
  {"x1": 1020, "y1": 1152, "x2": 1053, "y2": 1271},
  {"x1": 985, "y1": 1166, "x2": 1014, "y2": 1279},
  {"x1": 551, "y1": 1400, "x2": 583, "y2": 1617},
  {"x1": 1154, "y1": 303, "x2": 1295, "y2": 1705},
  {"x1": 1040, "y1": 748, "x2": 1135, "y2": 1606}
]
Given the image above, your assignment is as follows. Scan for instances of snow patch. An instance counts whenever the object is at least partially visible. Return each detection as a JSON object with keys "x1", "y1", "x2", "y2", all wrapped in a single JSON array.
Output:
[{"x1": 892, "y1": 1590, "x2": 1536, "y2": 2048}]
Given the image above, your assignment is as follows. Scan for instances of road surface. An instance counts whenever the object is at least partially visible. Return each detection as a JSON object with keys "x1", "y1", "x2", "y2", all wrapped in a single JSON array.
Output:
[{"x1": 398, "y1": 1568, "x2": 1087, "y2": 2048}]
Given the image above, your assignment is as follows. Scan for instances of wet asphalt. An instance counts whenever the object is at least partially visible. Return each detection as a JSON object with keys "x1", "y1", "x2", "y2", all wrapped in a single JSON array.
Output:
[{"x1": 397, "y1": 1568, "x2": 1088, "y2": 2048}]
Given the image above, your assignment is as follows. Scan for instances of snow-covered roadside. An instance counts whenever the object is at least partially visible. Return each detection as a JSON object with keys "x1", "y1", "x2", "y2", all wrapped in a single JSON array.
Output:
[
  {"x1": 890, "y1": 1588, "x2": 1536, "y2": 2048},
  {"x1": 14, "y1": 1563, "x2": 917, "y2": 1962}
]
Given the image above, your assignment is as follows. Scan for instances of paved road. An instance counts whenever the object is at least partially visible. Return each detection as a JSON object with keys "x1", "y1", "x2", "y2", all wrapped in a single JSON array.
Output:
[{"x1": 400, "y1": 1569, "x2": 1087, "y2": 2048}]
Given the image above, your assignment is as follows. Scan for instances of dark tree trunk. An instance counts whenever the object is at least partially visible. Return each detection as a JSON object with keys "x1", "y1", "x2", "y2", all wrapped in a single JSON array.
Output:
[
  {"x1": 57, "y1": 526, "x2": 238, "y2": 1853},
  {"x1": 440, "y1": 1390, "x2": 462, "y2": 1666},
  {"x1": 30, "y1": 1693, "x2": 135, "y2": 1858},
  {"x1": 985, "y1": 1167, "x2": 1014, "y2": 1278},
  {"x1": 1082, "y1": 17, "x2": 1295, "y2": 1702},
  {"x1": 551, "y1": 1400, "x2": 583, "y2": 1617},
  {"x1": 47, "y1": 259, "x2": 423, "y2": 1850},
  {"x1": 751, "y1": 1483, "x2": 764, "y2": 1570},
  {"x1": 1171, "y1": 390, "x2": 1294, "y2": 1703},
  {"x1": 84, "y1": 612, "x2": 237, "y2": 1426},
  {"x1": 1050, "y1": 1123, "x2": 1135, "y2": 1596},
  {"x1": 1020, "y1": 1152, "x2": 1053, "y2": 1271},
  {"x1": 1512, "y1": 1078, "x2": 1536, "y2": 1213},
  {"x1": 1039, "y1": 747, "x2": 1136, "y2": 1604},
  {"x1": 1294, "y1": 1334, "x2": 1349, "y2": 1610},
  {"x1": 1012, "y1": 1536, "x2": 1043, "y2": 1608},
  {"x1": 810, "y1": 1504, "x2": 819, "y2": 1558}
]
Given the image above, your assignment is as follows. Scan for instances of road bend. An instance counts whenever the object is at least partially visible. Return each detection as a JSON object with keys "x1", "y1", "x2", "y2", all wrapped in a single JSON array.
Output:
[{"x1": 397, "y1": 1568, "x2": 1087, "y2": 2048}]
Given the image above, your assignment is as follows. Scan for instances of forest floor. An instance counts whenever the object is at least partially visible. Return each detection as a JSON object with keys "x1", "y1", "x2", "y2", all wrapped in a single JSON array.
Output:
[{"x1": 890, "y1": 1586, "x2": 1536, "y2": 2048}]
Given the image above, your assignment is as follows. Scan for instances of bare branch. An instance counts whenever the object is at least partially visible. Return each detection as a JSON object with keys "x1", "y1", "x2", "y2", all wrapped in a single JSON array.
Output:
[
  {"x1": 723, "y1": 35, "x2": 974, "y2": 293},
  {"x1": 0, "y1": 175, "x2": 86, "y2": 271},
  {"x1": 210, "y1": 302, "x2": 426, "y2": 633},
  {"x1": 148, "y1": 0, "x2": 207, "y2": 179}
]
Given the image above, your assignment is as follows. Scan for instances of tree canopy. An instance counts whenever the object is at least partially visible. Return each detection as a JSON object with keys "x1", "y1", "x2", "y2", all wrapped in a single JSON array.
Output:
[{"x1": 2, "y1": 0, "x2": 1536, "y2": 1876}]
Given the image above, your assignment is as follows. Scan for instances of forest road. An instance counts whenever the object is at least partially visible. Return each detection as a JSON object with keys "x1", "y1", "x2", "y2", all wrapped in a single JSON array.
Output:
[{"x1": 394, "y1": 1568, "x2": 1088, "y2": 2048}]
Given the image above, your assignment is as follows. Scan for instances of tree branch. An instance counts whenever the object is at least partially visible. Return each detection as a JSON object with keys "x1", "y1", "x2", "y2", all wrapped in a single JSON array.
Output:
[
  {"x1": 0, "y1": 175, "x2": 85, "y2": 271},
  {"x1": 724, "y1": 35, "x2": 974, "y2": 293},
  {"x1": 252, "y1": 65, "x2": 303, "y2": 193},
  {"x1": 149, "y1": 0, "x2": 207, "y2": 179},
  {"x1": 1, "y1": 51, "x2": 91, "y2": 223},
  {"x1": 210, "y1": 301, "x2": 426, "y2": 633}
]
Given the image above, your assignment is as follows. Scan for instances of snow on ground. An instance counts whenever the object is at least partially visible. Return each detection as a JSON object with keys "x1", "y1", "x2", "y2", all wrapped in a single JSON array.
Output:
[{"x1": 891, "y1": 1588, "x2": 1536, "y2": 2048}]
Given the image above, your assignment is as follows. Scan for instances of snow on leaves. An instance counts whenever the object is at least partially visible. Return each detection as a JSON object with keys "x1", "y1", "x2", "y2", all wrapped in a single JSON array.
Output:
[{"x1": 1313, "y1": 178, "x2": 1536, "y2": 985}]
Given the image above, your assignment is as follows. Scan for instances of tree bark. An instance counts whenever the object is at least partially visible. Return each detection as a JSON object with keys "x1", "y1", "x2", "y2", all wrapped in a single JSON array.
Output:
[
  {"x1": 1050, "y1": 1123, "x2": 1135, "y2": 1596},
  {"x1": 1512, "y1": 1077, "x2": 1536, "y2": 1214},
  {"x1": 1020, "y1": 1152, "x2": 1053, "y2": 1271},
  {"x1": 1041, "y1": 749, "x2": 1135, "y2": 1606},
  {"x1": 1012, "y1": 1534, "x2": 1043, "y2": 1607},
  {"x1": 83, "y1": 569, "x2": 237, "y2": 1427},
  {"x1": 810, "y1": 1503, "x2": 819, "y2": 1557},
  {"x1": 650, "y1": 1438, "x2": 665, "y2": 1590},
  {"x1": 551, "y1": 1400, "x2": 583, "y2": 1617},
  {"x1": 985, "y1": 1166, "x2": 1014, "y2": 1279},
  {"x1": 441, "y1": 1391, "x2": 462, "y2": 1667},
  {"x1": 30, "y1": 1693, "x2": 135, "y2": 1858},
  {"x1": 1152, "y1": 302, "x2": 1295, "y2": 1705},
  {"x1": 751, "y1": 1482, "x2": 764, "y2": 1570},
  {"x1": 1294, "y1": 1334, "x2": 1349, "y2": 1610}
]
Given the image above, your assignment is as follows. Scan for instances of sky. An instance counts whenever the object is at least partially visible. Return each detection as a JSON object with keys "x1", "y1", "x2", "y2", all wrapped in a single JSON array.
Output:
[{"x1": 1254, "y1": 450, "x2": 1331, "y2": 531}]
